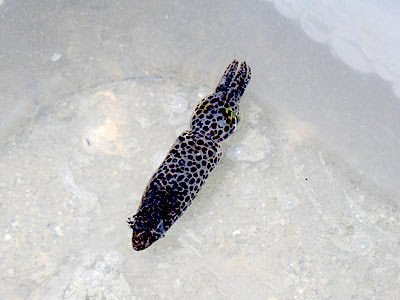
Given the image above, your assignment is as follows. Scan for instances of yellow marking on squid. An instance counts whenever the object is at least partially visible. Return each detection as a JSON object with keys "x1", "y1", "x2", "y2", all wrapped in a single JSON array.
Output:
[
  {"x1": 199, "y1": 101, "x2": 212, "y2": 112},
  {"x1": 225, "y1": 108, "x2": 238, "y2": 124}
]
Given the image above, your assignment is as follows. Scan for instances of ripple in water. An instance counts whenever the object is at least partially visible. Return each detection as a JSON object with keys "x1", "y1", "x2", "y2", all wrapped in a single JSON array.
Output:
[
  {"x1": 352, "y1": 236, "x2": 372, "y2": 255},
  {"x1": 279, "y1": 194, "x2": 299, "y2": 210},
  {"x1": 226, "y1": 144, "x2": 250, "y2": 161}
]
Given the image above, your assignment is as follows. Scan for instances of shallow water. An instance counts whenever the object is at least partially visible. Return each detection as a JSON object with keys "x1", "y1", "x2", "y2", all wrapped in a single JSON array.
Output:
[
  {"x1": 2, "y1": 77, "x2": 398, "y2": 299},
  {"x1": 1, "y1": 1, "x2": 399, "y2": 299}
]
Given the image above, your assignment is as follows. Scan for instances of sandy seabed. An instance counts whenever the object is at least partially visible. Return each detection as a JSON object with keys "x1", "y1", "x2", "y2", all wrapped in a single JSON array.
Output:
[{"x1": 1, "y1": 1, "x2": 399, "y2": 299}]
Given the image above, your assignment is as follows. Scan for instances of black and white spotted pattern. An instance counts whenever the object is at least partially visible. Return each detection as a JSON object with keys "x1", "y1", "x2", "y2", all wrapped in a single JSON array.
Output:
[
  {"x1": 191, "y1": 60, "x2": 251, "y2": 143},
  {"x1": 129, "y1": 131, "x2": 222, "y2": 250},
  {"x1": 128, "y1": 60, "x2": 251, "y2": 251}
]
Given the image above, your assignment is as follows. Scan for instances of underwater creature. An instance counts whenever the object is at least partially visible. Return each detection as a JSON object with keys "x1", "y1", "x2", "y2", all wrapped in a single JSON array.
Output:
[{"x1": 128, "y1": 60, "x2": 251, "y2": 251}]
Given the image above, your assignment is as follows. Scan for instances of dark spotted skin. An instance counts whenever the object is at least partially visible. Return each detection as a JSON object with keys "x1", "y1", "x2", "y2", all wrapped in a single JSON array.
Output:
[
  {"x1": 191, "y1": 60, "x2": 251, "y2": 143},
  {"x1": 128, "y1": 60, "x2": 251, "y2": 251}
]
